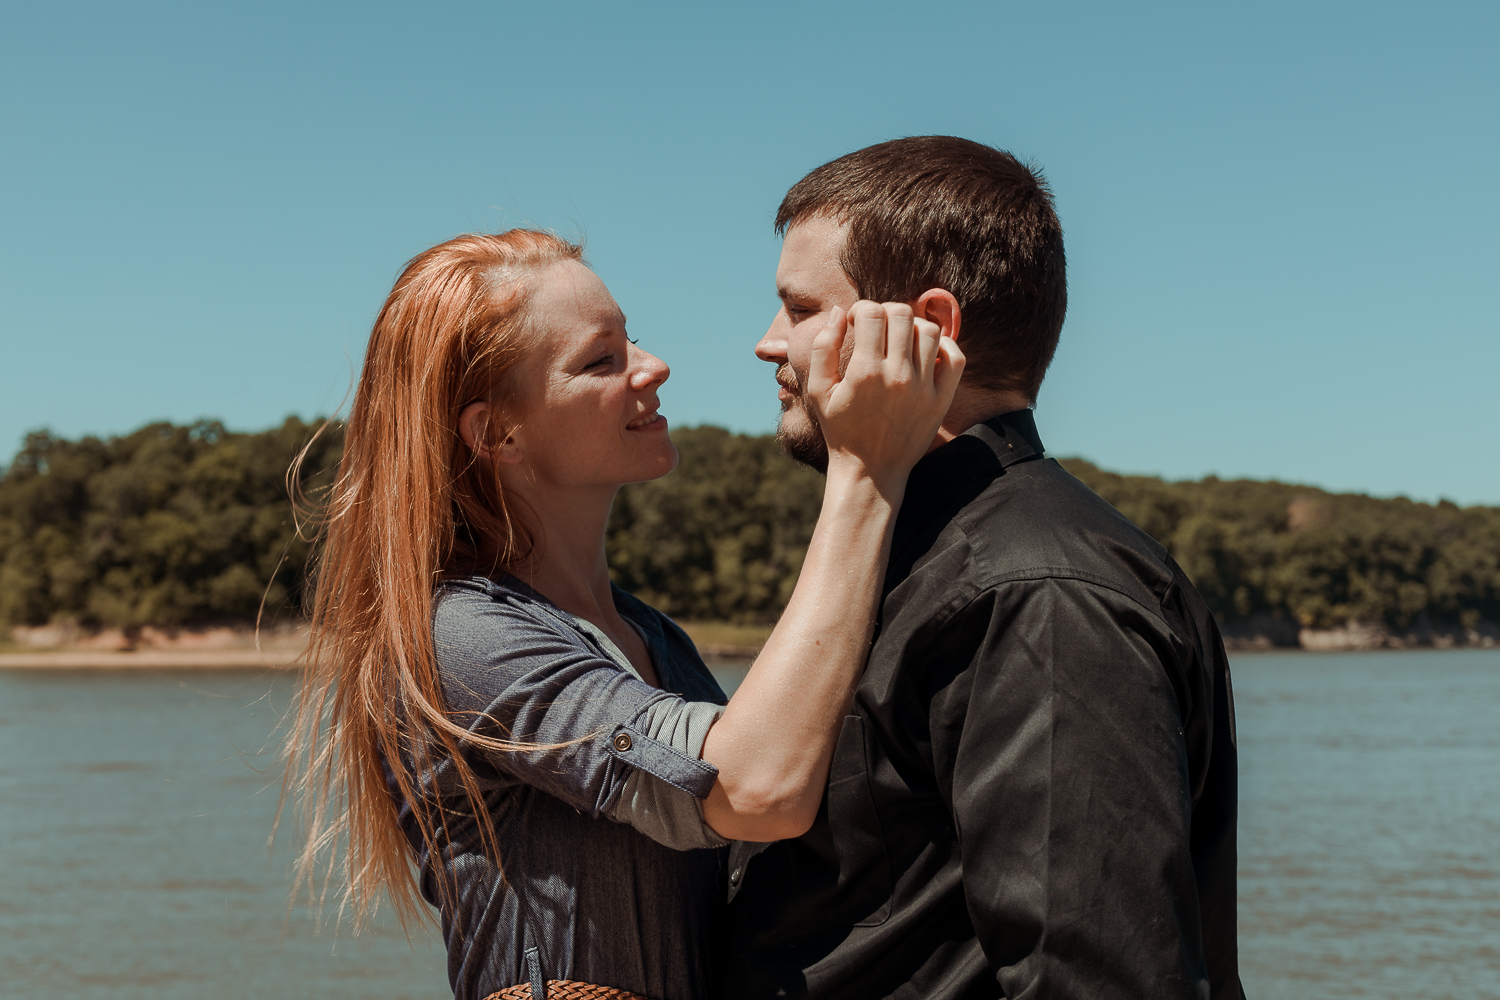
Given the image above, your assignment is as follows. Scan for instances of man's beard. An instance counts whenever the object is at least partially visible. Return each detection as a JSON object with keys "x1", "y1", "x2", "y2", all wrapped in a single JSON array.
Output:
[{"x1": 773, "y1": 363, "x2": 829, "y2": 474}]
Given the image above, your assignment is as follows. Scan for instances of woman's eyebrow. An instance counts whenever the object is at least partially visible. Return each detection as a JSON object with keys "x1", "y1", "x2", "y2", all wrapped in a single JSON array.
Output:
[{"x1": 567, "y1": 328, "x2": 622, "y2": 362}]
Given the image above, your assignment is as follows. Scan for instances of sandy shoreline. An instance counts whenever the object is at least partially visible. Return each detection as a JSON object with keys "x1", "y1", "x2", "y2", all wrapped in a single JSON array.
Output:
[
  {"x1": 0, "y1": 643, "x2": 762, "y2": 670},
  {"x1": 0, "y1": 648, "x2": 305, "y2": 670},
  {"x1": 2, "y1": 620, "x2": 767, "y2": 670}
]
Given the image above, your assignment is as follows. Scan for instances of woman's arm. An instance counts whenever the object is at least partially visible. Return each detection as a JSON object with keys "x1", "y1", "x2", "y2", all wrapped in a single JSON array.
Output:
[{"x1": 701, "y1": 301, "x2": 963, "y2": 841}]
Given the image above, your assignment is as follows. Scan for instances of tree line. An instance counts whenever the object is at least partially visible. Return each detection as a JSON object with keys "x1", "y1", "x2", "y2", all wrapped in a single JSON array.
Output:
[{"x1": 2, "y1": 420, "x2": 1496, "y2": 639}]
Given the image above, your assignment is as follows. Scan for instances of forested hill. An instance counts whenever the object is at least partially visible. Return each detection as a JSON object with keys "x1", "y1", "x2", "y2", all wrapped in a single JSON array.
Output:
[
  {"x1": 1057, "y1": 459, "x2": 1499, "y2": 644},
  {"x1": 1, "y1": 421, "x2": 1496, "y2": 645}
]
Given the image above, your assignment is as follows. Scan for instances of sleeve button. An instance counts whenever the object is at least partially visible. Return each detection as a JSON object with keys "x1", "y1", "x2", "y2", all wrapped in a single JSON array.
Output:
[{"x1": 613, "y1": 732, "x2": 633, "y2": 752}]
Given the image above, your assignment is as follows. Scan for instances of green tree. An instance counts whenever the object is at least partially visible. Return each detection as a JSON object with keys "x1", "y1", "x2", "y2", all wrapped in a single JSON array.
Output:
[
  {"x1": 0, "y1": 418, "x2": 342, "y2": 630},
  {"x1": 4, "y1": 421, "x2": 1496, "y2": 636}
]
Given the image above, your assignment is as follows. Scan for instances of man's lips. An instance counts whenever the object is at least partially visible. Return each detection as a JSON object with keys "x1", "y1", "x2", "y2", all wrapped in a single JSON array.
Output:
[{"x1": 775, "y1": 364, "x2": 800, "y2": 402}]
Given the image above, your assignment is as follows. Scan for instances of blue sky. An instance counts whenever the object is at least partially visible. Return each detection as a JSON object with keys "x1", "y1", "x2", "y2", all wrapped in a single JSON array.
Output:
[{"x1": 2, "y1": 1, "x2": 1496, "y2": 503}]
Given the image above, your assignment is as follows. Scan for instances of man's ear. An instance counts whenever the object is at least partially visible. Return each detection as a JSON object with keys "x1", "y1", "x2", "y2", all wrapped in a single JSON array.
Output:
[
  {"x1": 914, "y1": 289, "x2": 961, "y2": 343},
  {"x1": 458, "y1": 401, "x2": 525, "y2": 465}
]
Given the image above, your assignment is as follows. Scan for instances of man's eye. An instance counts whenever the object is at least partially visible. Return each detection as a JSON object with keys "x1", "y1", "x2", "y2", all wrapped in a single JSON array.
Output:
[{"x1": 588, "y1": 355, "x2": 614, "y2": 369}]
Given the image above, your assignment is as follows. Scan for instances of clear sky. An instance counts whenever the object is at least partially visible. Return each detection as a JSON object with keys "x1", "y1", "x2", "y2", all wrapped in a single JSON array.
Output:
[{"x1": 2, "y1": 1, "x2": 1496, "y2": 503}]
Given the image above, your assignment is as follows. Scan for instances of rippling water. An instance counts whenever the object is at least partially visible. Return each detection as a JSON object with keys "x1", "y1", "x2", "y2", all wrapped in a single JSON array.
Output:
[
  {"x1": 1233, "y1": 649, "x2": 1500, "y2": 998},
  {"x1": 0, "y1": 650, "x2": 1495, "y2": 998}
]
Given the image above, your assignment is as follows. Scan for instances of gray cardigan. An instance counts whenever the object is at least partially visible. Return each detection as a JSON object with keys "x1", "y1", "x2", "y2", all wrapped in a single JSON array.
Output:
[{"x1": 389, "y1": 574, "x2": 731, "y2": 1000}]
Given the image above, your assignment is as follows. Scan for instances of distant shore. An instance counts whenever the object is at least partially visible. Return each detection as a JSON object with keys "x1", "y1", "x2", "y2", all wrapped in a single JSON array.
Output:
[
  {"x1": 0, "y1": 620, "x2": 769, "y2": 670},
  {"x1": 0, "y1": 648, "x2": 304, "y2": 670},
  {"x1": 5, "y1": 617, "x2": 1492, "y2": 671}
]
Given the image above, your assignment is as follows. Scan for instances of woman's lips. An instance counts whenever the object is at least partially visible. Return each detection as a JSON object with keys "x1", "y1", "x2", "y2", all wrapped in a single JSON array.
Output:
[{"x1": 627, "y1": 411, "x2": 666, "y2": 431}]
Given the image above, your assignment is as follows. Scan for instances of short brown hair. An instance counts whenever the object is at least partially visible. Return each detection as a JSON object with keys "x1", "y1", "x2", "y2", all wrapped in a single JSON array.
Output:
[{"x1": 776, "y1": 136, "x2": 1067, "y2": 401}]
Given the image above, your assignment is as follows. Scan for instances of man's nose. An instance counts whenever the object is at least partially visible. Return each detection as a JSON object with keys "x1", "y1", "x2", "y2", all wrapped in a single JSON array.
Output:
[{"x1": 755, "y1": 313, "x2": 789, "y2": 364}]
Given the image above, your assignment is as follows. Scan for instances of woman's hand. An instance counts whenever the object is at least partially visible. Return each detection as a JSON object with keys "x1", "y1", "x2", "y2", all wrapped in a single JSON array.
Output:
[
  {"x1": 805, "y1": 301, "x2": 966, "y2": 498},
  {"x1": 700, "y1": 300, "x2": 964, "y2": 842}
]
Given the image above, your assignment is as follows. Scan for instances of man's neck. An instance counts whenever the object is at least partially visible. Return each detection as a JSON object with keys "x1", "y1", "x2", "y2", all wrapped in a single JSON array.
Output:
[{"x1": 927, "y1": 388, "x2": 1031, "y2": 453}]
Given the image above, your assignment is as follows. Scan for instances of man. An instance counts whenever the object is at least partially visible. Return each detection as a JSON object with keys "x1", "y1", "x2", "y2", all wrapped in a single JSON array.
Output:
[{"x1": 719, "y1": 136, "x2": 1243, "y2": 999}]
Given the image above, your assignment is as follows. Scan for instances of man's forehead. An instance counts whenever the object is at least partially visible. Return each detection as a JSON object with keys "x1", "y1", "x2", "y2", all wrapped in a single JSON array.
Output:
[
  {"x1": 777, "y1": 216, "x2": 854, "y2": 300},
  {"x1": 780, "y1": 215, "x2": 852, "y2": 277},
  {"x1": 782, "y1": 215, "x2": 848, "y2": 259}
]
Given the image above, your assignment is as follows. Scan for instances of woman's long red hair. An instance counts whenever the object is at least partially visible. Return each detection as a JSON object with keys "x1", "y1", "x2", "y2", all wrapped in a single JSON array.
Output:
[{"x1": 281, "y1": 230, "x2": 583, "y2": 929}]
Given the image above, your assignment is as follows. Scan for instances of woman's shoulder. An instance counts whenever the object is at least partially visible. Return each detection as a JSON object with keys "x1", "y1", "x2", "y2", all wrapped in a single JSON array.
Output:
[
  {"x1": 431, "y1": 575, "x2": 589, "y2": 675},
  {"x1": 433, "y1": 574, "x2": 559, "y2": 627},
  {"x1": 436, "y1": 572, "x2": 531, "y2": 602}
]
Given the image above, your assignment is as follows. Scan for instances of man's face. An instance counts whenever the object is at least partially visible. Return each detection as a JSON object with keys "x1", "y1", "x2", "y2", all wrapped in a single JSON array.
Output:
[{"x1": 754, "y1": 215, "x2": 859, "y2": 472}]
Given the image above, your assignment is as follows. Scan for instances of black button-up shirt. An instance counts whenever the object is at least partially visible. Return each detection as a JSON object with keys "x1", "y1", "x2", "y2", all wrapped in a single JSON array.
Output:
[{"x1": 721, "y1": 410, "x2": 1243, "y2": 1000}]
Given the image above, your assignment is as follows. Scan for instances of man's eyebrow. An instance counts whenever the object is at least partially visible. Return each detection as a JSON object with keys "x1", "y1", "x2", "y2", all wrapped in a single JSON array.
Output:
[{"x1": 777, "y1": 285, "x2": 810, "y2": 303}]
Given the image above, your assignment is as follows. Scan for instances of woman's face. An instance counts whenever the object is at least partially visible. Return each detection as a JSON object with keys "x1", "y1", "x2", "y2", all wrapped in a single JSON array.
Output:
[{"x1": 504, "y1": 260, "x2": 678, "y2": 491}]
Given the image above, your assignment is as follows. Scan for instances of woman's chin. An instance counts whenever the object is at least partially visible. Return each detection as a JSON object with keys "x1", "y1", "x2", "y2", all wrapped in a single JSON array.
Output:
[{"x1": 632, "y1": 440, "x2": 679, "y2": 484}]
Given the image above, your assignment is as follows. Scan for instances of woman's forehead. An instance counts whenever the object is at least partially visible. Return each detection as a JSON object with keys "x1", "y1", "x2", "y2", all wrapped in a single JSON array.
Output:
[{"x1": 532, "y1": 260, "x2": 622, "y2": 327}]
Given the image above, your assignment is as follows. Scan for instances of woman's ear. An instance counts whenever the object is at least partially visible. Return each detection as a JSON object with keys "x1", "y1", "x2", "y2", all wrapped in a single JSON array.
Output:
[
  {"x1": 493, "y1": 428, "x2": 524, "y2": 465},
  {"x1": 460, "y1": 400, "x2": 525, "y2": 466},
  {"x1": 914, "y1": 289, "x2": 962, "y2": 344},
  {"x1": 458, "y1": 402, "x2": 492, "y2": 457}
]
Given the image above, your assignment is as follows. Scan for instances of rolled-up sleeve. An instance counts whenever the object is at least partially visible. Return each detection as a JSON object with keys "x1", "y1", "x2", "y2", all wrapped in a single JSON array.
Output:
[
  {"x1": 947, "y1": 577, "x2": 1211, "y2": 1000},
  {"x1": 432, "y1": 583, "x2": 725, "y2": 849},
  {"x1": 606, "y1": 698, "x2": 728, "y2": 849}
]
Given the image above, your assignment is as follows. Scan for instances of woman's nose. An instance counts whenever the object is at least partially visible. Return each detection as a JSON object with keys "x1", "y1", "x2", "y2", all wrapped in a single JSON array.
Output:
[{"x1": 630, "y1": 345, "x2": 670, "y2": 389}]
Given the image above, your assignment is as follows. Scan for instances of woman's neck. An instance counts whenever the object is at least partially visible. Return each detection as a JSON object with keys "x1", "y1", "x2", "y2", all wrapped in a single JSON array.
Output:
[
  {"x1": 502, "y1": 478, "x2": 660, "y2": 685},
  {"x1": 504, "y1": 481, "x2": 620, "y2": 622}
]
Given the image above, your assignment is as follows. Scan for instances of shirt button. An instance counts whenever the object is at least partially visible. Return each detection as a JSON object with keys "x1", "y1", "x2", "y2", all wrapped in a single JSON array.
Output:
[
  {"x1": 613, "y1": 732, "x2": 633, "y2": 752},
  {"x1": 730, "y1": 867, "x2": 742, "y2": 886}
]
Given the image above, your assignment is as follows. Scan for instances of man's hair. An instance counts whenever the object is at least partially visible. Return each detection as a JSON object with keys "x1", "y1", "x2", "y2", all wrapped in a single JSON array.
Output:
[{"x1": 776, "y1": 136, "x2": 1067, "y2": 401}]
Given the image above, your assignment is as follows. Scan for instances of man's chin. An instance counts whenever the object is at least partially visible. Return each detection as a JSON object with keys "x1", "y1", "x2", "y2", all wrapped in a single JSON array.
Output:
[{"x1": 775, "y1": 410, "x2": 829, "y2": 475}]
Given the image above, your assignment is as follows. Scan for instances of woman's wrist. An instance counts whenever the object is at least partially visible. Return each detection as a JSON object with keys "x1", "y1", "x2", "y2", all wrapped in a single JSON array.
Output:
[{"x1": 823, "y1": 453, "x2": 909, "y2": 510}]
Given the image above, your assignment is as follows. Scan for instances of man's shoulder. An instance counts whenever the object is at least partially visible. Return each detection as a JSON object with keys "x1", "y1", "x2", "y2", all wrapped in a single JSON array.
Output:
[{"x1": 922, "y1": 457, "x2": 1178, "y2": 610}]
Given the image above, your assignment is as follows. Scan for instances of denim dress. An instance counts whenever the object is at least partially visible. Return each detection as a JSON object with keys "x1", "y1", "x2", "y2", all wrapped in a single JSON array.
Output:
[{"x1": 389, "y1": 575, "x2": 731, "y2": 1000}]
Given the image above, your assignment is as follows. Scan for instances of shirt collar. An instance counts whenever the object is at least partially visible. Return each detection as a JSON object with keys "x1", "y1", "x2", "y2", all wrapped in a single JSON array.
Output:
[
  {"x1": 963, "y1": 407, "x2": 1046, "y2": 468},
  {"x1": 884, "y1": 409, "x2": 1046, "y2": 593},
  {"x1": 905, "y1": 407, "x2": 1046, "y2": 502}
]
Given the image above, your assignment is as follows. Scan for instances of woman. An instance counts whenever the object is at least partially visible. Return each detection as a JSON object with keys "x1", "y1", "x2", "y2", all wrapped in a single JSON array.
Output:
[{"x1": 285, "y1": 230, "x2": 962, "y2": 1000}]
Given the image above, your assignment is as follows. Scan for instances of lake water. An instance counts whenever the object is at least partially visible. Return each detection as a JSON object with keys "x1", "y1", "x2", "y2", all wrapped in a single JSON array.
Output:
[{"x1": 1, "y1": 650, "x2": 1496, "y2": 999}]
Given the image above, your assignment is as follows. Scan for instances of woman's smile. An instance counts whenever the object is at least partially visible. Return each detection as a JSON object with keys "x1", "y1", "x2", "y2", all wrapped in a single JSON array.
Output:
[{"x1": 627, "y1": 409, "x2": 666, "y2": 431}]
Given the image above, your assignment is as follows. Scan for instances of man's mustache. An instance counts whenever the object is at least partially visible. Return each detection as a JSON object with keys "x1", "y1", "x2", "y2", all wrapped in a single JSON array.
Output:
[
  {"x1": 776, "y1": 363, "x2": 800, "y2": 394},
  {"x1": 775, "y1": 336, "x2": 855, "y2": 395}
]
